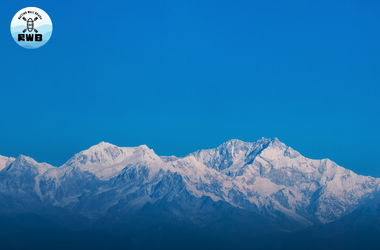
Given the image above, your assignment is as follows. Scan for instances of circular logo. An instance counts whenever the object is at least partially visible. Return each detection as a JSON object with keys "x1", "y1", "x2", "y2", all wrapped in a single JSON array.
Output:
[{"x1": 10, "y1": 7, "x2": 53, "y2": 49}]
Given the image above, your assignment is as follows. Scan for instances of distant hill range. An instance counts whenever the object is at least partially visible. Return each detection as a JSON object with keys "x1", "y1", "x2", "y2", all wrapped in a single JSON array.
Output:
[{"x1": 1, "y1": 138, "x2": 379, "y2": 249}]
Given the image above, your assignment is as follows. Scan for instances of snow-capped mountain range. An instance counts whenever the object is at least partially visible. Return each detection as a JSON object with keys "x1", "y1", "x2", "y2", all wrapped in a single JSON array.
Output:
[{"x1": 1, "y1": 138, "x2": 379, "y2": 230}]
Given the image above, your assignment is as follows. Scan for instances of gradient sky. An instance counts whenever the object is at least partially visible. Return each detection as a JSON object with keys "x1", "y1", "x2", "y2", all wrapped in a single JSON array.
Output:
[{"x1": 1, "y1": 0, "x2": 380, "y2": 177}]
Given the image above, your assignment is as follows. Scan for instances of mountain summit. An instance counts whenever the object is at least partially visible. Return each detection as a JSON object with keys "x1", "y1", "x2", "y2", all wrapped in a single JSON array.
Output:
[
  {"x1": 62, "y1": 142, "x2": 161, "y2": 180},
  {"x1": 0, "y1": 138, "x2": 379, "y2": 231},
  {"x1": 0, "y1": 155, "x2": 16, "y2": 171}
]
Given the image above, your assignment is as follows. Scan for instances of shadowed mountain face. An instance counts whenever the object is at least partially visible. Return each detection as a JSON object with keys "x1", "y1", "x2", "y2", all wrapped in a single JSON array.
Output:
[{"x1": 1, "y1": 138, "x2": 380, "y2": 249}]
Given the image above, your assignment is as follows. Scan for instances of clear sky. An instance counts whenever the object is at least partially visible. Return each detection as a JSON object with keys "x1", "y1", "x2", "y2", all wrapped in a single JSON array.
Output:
[{"x1": 1, "y1": 0, "x2": 380, "y2": 177}]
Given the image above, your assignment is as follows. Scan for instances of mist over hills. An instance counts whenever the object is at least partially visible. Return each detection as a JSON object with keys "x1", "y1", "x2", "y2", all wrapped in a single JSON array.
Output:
[{"x1": 1, "y1": 138, "x2": 379, "y2": 249}]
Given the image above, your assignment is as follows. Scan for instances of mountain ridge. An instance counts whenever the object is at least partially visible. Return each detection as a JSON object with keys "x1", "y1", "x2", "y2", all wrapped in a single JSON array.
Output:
[{"x1": 1, "y1": 138, "x2": 379, "y2": 231}]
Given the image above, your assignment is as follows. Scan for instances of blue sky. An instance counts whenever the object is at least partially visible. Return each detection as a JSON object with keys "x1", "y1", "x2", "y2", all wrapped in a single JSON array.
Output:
[{"x1": 1, "y1": 0, "x2": 380, "y2": 177}]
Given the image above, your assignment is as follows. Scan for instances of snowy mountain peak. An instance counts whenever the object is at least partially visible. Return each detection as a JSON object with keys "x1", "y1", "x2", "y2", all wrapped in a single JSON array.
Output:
[
  {"x1": 222, "y1": 137, "x2": 274, "y2": 149},
  {"x1": 1, "y1": 138, "x2": 380, "y2": 229},
  {"x1": 62, "y1": 142, "x2": 160, "y2": 180},
  {"x1": 218, "y1": 139, "x2": 252, "y2": 152},
  {"x1": 64, "y1": 142, "x2": 126, "y2": 167},
  {"x1": 187, "y1": 138, "x2": 272, "y2": 172},
  {"x1": 223, "y1": 139, "x2": 246, "y2": 146},
  {"x1": 0, "y1": 155, "x2": 15, "y2": 171},
  {"x1": 98, "y1": 141, "x2": 113, "y2": 146},
  {"x1": 259, "y1": 138, "x2": 300, "y2": 159},
  {"x1": 15, "y1": 154, "x2": 37, "y2": 164},
  {"x1": 4, "y1": 154, "x2": 54, "y2": 175},
  {"x1": 90, "y1": 141, "x2": 123, "y2": 150},
  {"x1": 267, "y1": 137, "x2": 286, "y2": 148}
]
